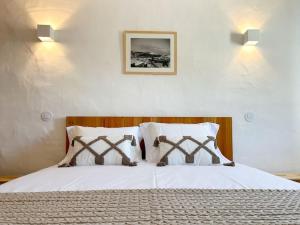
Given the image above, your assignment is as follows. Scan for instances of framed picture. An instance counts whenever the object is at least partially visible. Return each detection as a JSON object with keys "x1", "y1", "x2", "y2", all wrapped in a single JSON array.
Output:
[{"x1": 123, "y1": 31, "x2": 177, "y2": 75}]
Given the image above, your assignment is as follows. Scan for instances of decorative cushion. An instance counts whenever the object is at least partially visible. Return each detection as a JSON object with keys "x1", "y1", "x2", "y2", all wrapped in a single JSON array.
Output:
[
  {"x1": 61, "y1": 126, "x2": 142, "y2": 166},
  {"x1": 154, "y1": 135, "x2": 234, "y2": 167},
  {"x1": 59, "y1": 135, "x2": 137, "y2": 167},
  {"x1": 140, "y1": 122, "x2": 230, "y2": 163}
]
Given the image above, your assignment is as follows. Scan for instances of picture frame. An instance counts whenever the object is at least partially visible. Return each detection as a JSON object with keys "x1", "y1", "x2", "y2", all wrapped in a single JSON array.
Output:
[{"x1": 123, "y1": 31, "x2": 177, "y2": 75}]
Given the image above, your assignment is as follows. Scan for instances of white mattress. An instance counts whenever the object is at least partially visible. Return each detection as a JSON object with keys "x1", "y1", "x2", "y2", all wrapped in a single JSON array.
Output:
[{"x1": 0, "y1": 162, "x2": 299, "y2": 193}]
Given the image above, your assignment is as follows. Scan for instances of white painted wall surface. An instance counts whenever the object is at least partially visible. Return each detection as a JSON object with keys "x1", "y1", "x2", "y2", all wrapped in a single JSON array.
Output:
[{"x1": 0, "y1": 0, "x2": 299, "y2": 175}]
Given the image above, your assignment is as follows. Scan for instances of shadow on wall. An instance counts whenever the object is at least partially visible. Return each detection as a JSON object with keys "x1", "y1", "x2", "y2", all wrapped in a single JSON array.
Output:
[
  {"x1": 0, "y1": 0, "x2": 84, "y2": 175},
  {"x1": 230, "y1": 32, "x2": 244, "y2": 45},
  {"x1": 224, "y1": 1, "x2": 300, "y2": 171},
  {"x1": 0, "y1": 116, "x2": 66, "y2": 176},
  {"x1": 0, "y1": 1, "x2": 37, "y2": 81},
  {"x1": 52, "y1": 1, "x2": 130, "y2": 114}
]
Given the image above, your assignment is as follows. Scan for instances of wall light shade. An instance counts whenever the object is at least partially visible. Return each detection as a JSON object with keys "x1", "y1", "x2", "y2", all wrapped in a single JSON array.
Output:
[
  {"x1": 244, "y1": 29, "x2": 260, "y2": 46},
  {"x1": 37, "y1": 25, "x2": 54, "y2": 42}
]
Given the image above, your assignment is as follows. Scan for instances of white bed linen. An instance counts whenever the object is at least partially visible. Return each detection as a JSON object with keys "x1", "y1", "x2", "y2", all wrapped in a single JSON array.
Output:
[{"x1": 0, "y1": 162, "x2": 299, "y2": 193}]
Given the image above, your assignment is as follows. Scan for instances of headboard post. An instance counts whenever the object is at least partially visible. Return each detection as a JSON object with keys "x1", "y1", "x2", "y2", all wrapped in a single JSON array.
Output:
[{"x1": 66, "y1": 116, "x2": 233, "y2": 160}]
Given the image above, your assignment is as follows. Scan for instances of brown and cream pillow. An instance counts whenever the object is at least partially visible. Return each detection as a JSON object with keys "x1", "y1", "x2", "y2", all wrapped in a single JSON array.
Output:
[
  {"x1": 154, "y1": 135, "x2": 234, "y2": 167},
  {"x1": 59, "y1": 135, "x2": 137, "y2": 167}
]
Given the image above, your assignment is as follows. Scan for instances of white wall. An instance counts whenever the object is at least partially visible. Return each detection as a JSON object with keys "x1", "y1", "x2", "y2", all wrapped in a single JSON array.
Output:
[{"x1": 0, "y1": 0, "x2": 299, "y2": 175}]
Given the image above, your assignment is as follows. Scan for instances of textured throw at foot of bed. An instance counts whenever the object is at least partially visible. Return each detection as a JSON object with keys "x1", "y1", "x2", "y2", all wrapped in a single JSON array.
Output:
[{"x1": 0, "y1": 189, "x2": 300, "y2": 224}]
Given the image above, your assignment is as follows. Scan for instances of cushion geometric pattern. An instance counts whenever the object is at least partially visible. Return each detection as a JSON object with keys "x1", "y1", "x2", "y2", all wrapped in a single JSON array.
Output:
[
  {"x1": 60, "y1": 135, "x2": 137, "y2": 167},
  {"x1": 154, "y1": 135, "x2": 221, "y2": 167}
]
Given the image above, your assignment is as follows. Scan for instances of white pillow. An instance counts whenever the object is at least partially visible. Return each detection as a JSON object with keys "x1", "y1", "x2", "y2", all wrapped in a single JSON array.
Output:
[
  {"x1": 140, "y1": 122, "x2": 230, "y2": 164},
  {"x1": 60, "y1": 126, "x2": 142, "y2": 165},
  {"x1": 60, "y1": 135, "x2": 137, "y2": 167}
]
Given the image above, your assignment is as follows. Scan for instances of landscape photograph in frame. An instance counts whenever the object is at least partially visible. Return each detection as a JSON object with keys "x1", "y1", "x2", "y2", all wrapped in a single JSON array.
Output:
[{"x1": 123, "y1": 31, "x2": 177, "y2": 75}]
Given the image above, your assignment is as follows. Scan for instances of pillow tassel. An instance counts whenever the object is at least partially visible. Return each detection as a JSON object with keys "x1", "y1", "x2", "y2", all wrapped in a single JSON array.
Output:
[
  {"x1": 131, "y1": 136, "x2": 137, "y2": 146},
  {"x1": 70, "y1": 157, "x2": 76, "y2": 166},
  {"x1": 153, "y1": 137, "x2": 160, "y2": 147},
  {"x1": 71, "y1": 136, "x2": 82, "y2": 147},
  {"x1": 129, "y1": 161, "x2": 137, "y2": 167},
  {"x1": 95, "y1": 155, "x2": 104, "y2": 165},
  {"x1": 186, "y1": 155, "x2": 194, "y2": 163},
  {"x1": 214, "y1": 139, "x2": 218, "y2": 149},
  {"x1": 157, "y1": 161, "x2": 166, "y2": 167},
  {"x1": 223, "y1": 161, "x2": 235, "y2": 167},
  {"x1": 71, "y1": 139, "x2": 75, "y2": 147},
  {"x1": 212, "y1": 155, "x2": 221, "y2": 164},
  {"x1": 58, "y1": 163, "x2": 70, "y2": 168}
]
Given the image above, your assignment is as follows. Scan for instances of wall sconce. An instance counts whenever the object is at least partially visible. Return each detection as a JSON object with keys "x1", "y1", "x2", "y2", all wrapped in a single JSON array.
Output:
[
  {"x1": 37, "y1": 24, "x2": 54, "y2": 42},
  {"x1": 243, "y1": 29, "x2": 259, "y2": 46}
]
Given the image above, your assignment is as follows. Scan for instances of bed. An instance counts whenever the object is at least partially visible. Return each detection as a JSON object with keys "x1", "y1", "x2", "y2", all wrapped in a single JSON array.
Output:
[{"x1": 0, "y1": 116, "x2": 299, "y2": 224}]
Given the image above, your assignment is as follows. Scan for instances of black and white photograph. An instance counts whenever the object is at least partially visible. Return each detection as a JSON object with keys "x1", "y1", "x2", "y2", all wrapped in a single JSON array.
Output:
[
  {"x1": 124, "y1": 31, "x2": 177, "y2": 75},
  {"x1": 130, "y1": 38, "x2": 170, "y2": 68}
]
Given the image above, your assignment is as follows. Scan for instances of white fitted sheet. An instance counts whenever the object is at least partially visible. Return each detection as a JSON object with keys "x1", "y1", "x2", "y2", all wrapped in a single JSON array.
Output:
[{"x1": 0, "y1": 162, "x2": 299, "y2": 193}]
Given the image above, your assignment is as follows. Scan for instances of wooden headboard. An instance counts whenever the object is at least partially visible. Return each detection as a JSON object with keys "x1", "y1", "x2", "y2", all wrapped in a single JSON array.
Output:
[{"x1": 66, "y1": 116, "x2": 233, "y2": 160}]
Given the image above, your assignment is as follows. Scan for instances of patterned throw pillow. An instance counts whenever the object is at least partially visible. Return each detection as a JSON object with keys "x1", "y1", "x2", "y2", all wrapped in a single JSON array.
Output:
[
  {"x1": 154, "y1": 135, "x2": 235, "y2": 167},
  {"x1": 59, "y1": 135, "x2": 137, "y2": 167}
]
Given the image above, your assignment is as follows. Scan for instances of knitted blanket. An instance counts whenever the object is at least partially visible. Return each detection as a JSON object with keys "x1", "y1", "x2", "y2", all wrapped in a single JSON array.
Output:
[{"x1": 1, "y1": 189, "x2": 300, "y2": 224}]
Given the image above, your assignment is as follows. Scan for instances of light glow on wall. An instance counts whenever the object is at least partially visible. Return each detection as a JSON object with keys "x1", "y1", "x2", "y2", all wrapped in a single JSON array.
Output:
[
  {"x1": 25, "y1": 1, "x2": 83, "y2": 30},
  {"x1": 29, "y1": 42, "x2": 74, "y2": 81}
]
